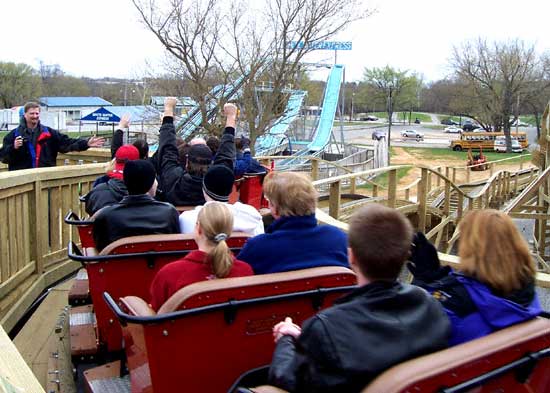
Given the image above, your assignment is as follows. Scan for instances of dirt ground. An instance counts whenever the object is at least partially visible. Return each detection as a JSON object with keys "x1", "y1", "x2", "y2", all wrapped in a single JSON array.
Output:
[{"x1": 386, "y1": 147, "x2": 536, "y2": 195}]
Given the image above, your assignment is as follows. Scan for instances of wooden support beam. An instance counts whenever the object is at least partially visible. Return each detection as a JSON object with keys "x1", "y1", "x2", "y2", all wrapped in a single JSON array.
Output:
[
  {"x1": 387, "y1": 170, "x2": 397, "y2": 208},
  {"x1": 418, "y1": 168, "x2": 428, "y2": 232},
  {"x1": 328, "y1": 181, "x2": 341, "y2": 219}
]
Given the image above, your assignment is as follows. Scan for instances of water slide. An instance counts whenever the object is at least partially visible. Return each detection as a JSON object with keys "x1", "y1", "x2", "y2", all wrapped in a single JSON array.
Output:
[
  {"x1": 254, "y1": 90, "x2": 307, "y2": 156},
  {"x1": 276, "y1": 64, "x2": 344, "y2": 168}
]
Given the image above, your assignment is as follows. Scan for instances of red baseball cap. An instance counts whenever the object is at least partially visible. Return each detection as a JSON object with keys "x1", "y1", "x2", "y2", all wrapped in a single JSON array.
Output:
[{"x1": 109, "y1": 145, "x2": 140, "y2": 179}]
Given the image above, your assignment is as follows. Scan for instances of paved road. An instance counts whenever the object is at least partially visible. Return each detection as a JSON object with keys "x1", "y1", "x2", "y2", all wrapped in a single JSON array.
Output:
[{"x1": 338, "y1": 122, "x2": 540, "y2": 150}]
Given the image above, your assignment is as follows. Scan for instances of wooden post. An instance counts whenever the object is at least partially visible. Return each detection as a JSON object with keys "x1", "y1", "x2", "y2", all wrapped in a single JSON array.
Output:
[
  {"x1": 329, "y1": 181, "x2": 341, "y2": 219},
  {"x1": 30, "y1": 180, "x2": 45, "y2": 274},
  {"x1": 452, "y1": 168, "x2": 457, "y2": 183},
  {"x1": 311, "y1": 159, "x2": 319, "y2": 181},
  {"x1": 418, "y1": 168, "x2": 429, "y2": 232},
  {"x1": 443, "y1": 180, "x2": 451, "y2": 217},
  {"x1": 405, "y1": 188, "x2": 410, "y2": 201},
  {"x1": 350, "y1": 177, "x2": 356, "y2": 194},
  {"x1": 372, "y1": 184, "x2": 378, "y2": 198},
  {"x1": 490, "y1": 163, "x2": 494, "y2": 176},
  {"x1": 466, "y1": 167, "x2": 471, "y2": 183},
  {"x1": 387, "y1": 170, "x2": 397, "y2": 208}
]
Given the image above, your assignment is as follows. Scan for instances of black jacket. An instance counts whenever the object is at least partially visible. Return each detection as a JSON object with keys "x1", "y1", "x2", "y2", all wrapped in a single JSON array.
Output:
[
  {"x1": 92, "y1": 194, "x2": 180, "y2": 252},
  {"x1": 84, "y1": 178, "x2": 128, "y2": 216},
  {"x1": 268, "y1": 281, "x2": 450, "y2": 393},
  {"x1": 158, "y1": 117, "x2": 235, "y2": 207},
  {"x1": 0, "y1": 122, "x2": 89, "y2": 171}
]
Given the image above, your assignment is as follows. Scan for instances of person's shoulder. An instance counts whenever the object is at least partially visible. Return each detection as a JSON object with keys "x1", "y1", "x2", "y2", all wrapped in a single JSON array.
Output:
[{"x1": 231, "y1": 202, "x2": 262, "y2": 217}]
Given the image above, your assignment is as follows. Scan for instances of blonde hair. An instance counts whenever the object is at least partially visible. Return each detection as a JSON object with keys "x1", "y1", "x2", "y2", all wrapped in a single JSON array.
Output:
[
  {"x1": 458, "y1": 209, "x2": 535, "y2": 295},
  {"x1": 263, "y1": 172, "x2": 317, "y2": 216},
  {"x1": 197, "y1": 202, "x2": 234, "y2": 278}
]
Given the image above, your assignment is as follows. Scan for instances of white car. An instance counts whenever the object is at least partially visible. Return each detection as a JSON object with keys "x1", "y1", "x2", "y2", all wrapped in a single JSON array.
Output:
[
  {"x1": 444, "y1": 126, "x2": 461, "y2": 133},
  {"x1": 401, "y1": 130, "x2": 424, "y2": 141}
]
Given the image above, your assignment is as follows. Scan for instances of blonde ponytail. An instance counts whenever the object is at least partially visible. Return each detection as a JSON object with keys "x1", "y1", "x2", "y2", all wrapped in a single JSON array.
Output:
[{"x1": 197, "y1": 202, "x2": 234, "y2": 278}]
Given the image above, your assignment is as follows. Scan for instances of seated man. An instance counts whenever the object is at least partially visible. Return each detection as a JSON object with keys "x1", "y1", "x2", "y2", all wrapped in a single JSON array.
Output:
[
  {"x1": 267, "y1": 204, "x2": 450, "y2": 392},
  {"x1": 179, "y1": 164, "x2": 264, "y2": 236},
  {"x1": 237, "y1": 172, "x2": 348, "y2": 274},
  {"x1": 158, "y1": 98, "x2": 237, "y2": 206},
  {"x1": 84, "y1": 144, "x2": 140, "y2": 216},
  {"x1": 93, "y1": 160, "x2": 180, "y2": 252}
]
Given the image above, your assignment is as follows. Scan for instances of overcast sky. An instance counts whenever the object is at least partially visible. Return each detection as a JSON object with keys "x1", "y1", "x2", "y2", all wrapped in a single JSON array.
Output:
[{"x1": 3, "y1": 0, "x2": 549, "y2": 83}]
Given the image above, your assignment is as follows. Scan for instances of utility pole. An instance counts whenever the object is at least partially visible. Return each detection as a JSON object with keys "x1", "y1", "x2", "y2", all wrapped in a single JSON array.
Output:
[{"x1": 387, "y1": 86, "x2": 393, "y2": 165}]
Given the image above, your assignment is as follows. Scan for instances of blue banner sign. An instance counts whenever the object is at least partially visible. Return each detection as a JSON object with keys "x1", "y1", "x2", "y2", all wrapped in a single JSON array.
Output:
[
  {"x1": 289, "y1": 41, "x2": 352, "y2": 51},
  {"x1": 80, "y1": 107, "x2": 121, "y2": 122}
]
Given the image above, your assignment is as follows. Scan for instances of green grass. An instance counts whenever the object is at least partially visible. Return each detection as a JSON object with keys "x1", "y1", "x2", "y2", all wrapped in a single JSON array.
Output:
[
  {"x1": 359, "y1": 166, "x2": 412, "y2": 190},
  {"x1": 394, "y1": 112, "x2": 432, "y2": 123},
  {"x1": 402, "y1": 147, "x2": 530, "y2": 164}
]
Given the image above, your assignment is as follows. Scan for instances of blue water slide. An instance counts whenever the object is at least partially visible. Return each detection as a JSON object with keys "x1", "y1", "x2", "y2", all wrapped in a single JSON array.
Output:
[
  {"x1": 255, "y1": 90, "x2": 307, "y2": 155},
  {"x1": 307, "y1": 64, "x2": 344, "y2": 151},
  {"x1": 275, "y1": 65, "x2": 344, "y2": 168}
]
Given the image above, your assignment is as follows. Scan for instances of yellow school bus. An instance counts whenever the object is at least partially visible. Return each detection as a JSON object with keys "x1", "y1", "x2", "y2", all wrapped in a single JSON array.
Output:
[{"x1": 450, "y1": 131, "x2": 528, "y2": 151}]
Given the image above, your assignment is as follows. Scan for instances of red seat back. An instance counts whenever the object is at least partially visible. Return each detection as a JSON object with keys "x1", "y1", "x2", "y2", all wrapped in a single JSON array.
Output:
[
  {"x1": 116, "y1": 266, "x2": 357, "y2": 392},
  {"x1": 88, "y1": 233, "x2": 250, "y2": 352},
  {"x1": 64, "y1": 210, "x2": 96, "y2": 252},
  {"x1": 363, "y1": 318, "x2": 550, "y2": 393}
]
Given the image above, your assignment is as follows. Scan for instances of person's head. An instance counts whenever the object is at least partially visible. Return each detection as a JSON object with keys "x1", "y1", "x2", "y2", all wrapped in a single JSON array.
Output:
[
  {"x1": 186, "y1": 144, "x2": 212, "y2": 176},
  {"x1": 133, "y1": 139, "x2": 149, "y2": 159},
  {"x1": 203, "y1": 165, "x2": 235, "y2": 202},
  {"x1": 348, "y1": 204, "x2": 413, "y2": 282},
  {"x1": 189, "y1": 137, "x2": 207, "y2": 146},
  {"x1": 109, "y1": 144, "x2": 140, "y2": 179},
  {"x1": 263, "y1": 172, "x2": 317, "y2": 218},
  {"x1": 123, "y1": 159, "x2": 157, "y2": 196},
  {"x1": 196, "y1": 202, "x2": 234, "y2": 278},
  {"x1": 458, "y1": 209, "x2": 535, "y2": 295},
  {"x1": 206, "y1": 136, "x2": 220, "y2": 154},
  {"x1": 23, "y1": 102, "x2": 41, "y2": 128}
]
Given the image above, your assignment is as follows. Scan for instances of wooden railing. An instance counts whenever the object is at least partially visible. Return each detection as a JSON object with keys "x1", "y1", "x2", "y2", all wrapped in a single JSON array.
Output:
[{"x1": 0, "y1": 163, "x2": 105, "y2": 331}]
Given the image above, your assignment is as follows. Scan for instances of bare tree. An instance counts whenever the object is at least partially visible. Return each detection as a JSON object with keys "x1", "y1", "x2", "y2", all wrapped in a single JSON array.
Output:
[
  {"x1": 362, "y1": 66, "x2": 420, "y2": 163},
  {"x1": 452, "y1": 39, "x2": 549, "y2": 151},
  {"x1": 132, "y1": 0, "x2": 370, "y2": 148}
]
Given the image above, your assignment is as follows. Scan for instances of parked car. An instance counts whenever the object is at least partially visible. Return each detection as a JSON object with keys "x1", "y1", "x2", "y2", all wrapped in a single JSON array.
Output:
[
  {"x1": 372, "y1": 130, "x2": 386, "y2": 140},
  {"x1": 441, "y1": 118, "x2": 459, "y2": 126},
  {"x1": 361, "y1": 115, "x2": 379, "y2": 121},
  {"x1": 444, "y1": 126, "x2": 462, "y2": 133},
  {"x1": 494, "y1": 136, "x2": 523, "y2": 153},
  {"x1": 462, "y1": 121, "x2": 480, "y2": 131},
  {"x1": 401, "y1": 130, "x2": 424, "y2": 141}
]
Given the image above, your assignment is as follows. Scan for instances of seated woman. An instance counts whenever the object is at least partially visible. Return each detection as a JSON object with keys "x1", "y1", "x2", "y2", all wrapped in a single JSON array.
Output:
[
  {"x1": 237, "y1": 172, "x2": 348, "y2": 274},
  {"x1": 149, "y1": 202, "x2": 253, "y2": 311},
  {"x1": 409, "y1": 209, "x2": 542, "y2": 346}
]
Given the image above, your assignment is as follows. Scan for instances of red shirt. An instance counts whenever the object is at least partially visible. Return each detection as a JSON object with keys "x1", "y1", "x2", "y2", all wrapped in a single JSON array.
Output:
[{"x1": 150, "y1": 250, "x2": 253, "y2": 311}]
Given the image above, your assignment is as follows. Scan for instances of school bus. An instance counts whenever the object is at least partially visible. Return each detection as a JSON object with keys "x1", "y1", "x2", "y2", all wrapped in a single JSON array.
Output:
[{"x1": 450, "y1": 131, "x2": 528, "y2": 151}]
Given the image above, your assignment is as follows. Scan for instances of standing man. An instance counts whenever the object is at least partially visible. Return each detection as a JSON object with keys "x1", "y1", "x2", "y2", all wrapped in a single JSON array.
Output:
[{"x1": 0, "y1": 102, "x2": 104, "y2": 171}]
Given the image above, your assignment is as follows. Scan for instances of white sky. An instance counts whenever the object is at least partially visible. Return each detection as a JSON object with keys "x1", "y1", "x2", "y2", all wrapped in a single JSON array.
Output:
[{"x1": 2, "y1": 0, "x2": 549, "y2": 83}]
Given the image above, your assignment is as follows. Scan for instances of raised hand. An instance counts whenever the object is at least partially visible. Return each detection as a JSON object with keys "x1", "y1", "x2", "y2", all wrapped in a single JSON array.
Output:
[{"x1": 87, "y1": 136, "x2": 105, "y2": 148}]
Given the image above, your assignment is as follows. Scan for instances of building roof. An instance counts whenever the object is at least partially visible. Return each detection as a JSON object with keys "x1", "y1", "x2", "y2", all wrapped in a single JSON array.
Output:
[
  {"x1": 150, "y1": 96, "x2": 196, "y2": 107},
  {"x1": 40, "y1": 97, "x2": 113, "y2": 107}
]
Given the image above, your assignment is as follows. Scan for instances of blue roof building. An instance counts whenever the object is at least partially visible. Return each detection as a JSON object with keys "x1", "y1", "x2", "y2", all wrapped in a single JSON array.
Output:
[
  {"x1": 39, "y1": 97, "x2": 114, "y2": 123},
  {"x1": 40, "y1": 97, "x2": 113, "y2": 107}
]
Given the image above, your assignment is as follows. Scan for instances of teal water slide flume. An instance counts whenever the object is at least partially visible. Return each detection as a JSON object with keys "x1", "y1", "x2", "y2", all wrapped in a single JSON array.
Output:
[{"x1": 276, "y1": 64, "x2": 344, "y2": 168}]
